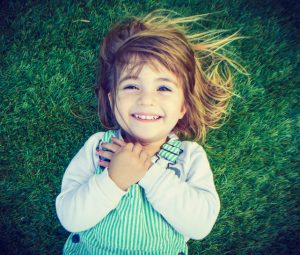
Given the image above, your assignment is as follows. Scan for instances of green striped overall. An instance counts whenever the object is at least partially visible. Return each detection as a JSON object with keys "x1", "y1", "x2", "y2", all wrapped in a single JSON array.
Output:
[{"x1": 63, "y1": 130, "x2": 188, "y2": 255}]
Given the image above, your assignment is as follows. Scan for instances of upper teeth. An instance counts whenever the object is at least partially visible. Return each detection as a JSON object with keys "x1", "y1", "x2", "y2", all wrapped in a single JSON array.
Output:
[{"x1": 133, "y1": 114, "x2": 160, "y2": 120}]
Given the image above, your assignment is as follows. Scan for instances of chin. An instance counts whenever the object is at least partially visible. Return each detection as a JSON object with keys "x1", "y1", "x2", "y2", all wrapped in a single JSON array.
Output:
[
  {"x1": 123, "y1": 130, "x2": 156, "y2": 143},
  {"x1": 132, "y1": 134, "x2": 155, "y2": 143}
]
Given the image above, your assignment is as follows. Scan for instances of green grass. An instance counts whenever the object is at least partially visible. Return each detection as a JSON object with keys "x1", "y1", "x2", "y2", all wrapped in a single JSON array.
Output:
[{"x1": 1, "y1": 0, "x2": 299, "y2": 254}]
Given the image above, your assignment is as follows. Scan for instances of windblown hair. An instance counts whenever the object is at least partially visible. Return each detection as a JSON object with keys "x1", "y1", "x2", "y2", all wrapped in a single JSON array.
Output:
[{"x1": 95, "y1": 9, "x2": 247, "y2": 143}]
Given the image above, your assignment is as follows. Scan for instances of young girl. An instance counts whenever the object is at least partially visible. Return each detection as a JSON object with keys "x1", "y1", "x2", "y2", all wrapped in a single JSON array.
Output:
[{"x1": 56, "y1": 9, "x2": 245, "y2": 255}]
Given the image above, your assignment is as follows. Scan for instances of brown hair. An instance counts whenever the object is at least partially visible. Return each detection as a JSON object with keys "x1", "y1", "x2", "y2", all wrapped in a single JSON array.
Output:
[{"x1": 95, "y1": 9, "x2": 248, "y2": 143}]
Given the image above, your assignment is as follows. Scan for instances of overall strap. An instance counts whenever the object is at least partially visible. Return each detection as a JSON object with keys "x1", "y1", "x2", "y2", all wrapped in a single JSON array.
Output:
[{"x1": 159, "y1": 138, "x2": 182, "y2": 164}]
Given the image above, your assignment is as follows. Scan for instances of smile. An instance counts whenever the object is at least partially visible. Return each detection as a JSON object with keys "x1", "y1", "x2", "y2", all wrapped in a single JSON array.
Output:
[{"x1": 131, "y1": 113, "x2": 162, "y2": 122}]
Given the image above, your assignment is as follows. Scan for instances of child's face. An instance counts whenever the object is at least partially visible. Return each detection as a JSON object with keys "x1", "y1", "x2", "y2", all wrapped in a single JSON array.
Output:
[{"x1": 108, "y1": 60, "x2": 186, "y2": 144}]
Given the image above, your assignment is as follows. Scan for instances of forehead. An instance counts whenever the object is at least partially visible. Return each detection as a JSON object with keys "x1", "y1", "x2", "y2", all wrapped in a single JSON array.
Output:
[{"x1": 118, "y1": 56, "x2": 181, "y2": 84}]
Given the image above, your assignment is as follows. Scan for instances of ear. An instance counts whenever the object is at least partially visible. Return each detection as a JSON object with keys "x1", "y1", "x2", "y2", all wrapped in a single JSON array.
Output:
[{"x1": 179, "y1": 104, "x2": 187, "y2": 119}]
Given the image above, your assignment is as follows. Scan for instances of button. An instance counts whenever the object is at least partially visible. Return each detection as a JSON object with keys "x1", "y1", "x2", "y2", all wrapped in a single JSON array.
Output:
[{"x1": 72, "y1": 234, "x2": 80, "y2": 243}]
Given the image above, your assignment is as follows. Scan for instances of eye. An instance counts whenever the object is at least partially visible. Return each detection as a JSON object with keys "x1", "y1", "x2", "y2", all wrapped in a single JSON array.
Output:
[
  {"x1": 158, "y1": 86, "x2": 172, "y2": 92},
  {"x1": 124, "y1": 85, "x2": 138, "y2": 90}
]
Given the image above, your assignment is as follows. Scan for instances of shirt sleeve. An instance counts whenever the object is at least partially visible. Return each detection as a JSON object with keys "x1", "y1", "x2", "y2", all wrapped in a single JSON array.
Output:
[
  {"x1": 55, "y1": 133, "x2": 128, "y2": 233},
  {"x1": 138, "y1": 142, "x2": 220, "y2": 240}
]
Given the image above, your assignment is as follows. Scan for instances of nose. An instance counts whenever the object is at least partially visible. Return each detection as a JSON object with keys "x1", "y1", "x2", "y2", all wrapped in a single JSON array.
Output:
[{"x1": 138, "y1": 90, "x2": 156, "y2": 106}]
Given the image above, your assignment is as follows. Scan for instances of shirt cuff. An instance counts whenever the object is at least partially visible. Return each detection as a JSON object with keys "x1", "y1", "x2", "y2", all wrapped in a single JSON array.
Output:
[
  {"x1": 94, "y1": 168, "x2": 128, "y2": 206},
  {"x1": 138, "y1": 162, "x2": 166, "y2": 191}
]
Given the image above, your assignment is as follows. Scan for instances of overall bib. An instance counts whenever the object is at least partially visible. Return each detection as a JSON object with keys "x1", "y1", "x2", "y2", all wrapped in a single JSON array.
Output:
[{"x1": 63, "y1": 130, "x2": 188, "y2": 255}]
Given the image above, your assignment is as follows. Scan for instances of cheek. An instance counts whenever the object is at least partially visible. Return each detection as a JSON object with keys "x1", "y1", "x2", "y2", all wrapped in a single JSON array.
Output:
[
  {"x1": 114, "y1": 98, "x2": 132, "y2": 117},
  {"x1": 115, "y1": 94, "x2": 130, "y2": 106}
]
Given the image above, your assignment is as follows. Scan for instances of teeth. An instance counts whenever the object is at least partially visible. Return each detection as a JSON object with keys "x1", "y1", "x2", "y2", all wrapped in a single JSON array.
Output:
[{"x1": 133, "y1": 114, "x2": 160, "y2": 120}]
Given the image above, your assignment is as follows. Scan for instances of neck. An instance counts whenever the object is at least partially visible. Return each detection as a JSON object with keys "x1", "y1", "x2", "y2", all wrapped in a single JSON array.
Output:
[{"x1": 121, "y1": 130, "x2": 168, "y2": 157}]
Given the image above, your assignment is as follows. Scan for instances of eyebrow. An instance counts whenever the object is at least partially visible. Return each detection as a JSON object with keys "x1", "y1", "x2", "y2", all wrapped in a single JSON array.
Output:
[{"x1": 118, "y1": 75, "x2": 178, "y2": 87}]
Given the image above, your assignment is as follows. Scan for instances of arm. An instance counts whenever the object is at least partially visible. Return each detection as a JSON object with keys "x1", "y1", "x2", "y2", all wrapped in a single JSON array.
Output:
[
  {"x1": 138, "y1": 142, "x2": 220, "y2": 240},
  {"x1": 55, "y1": 133, "x2": 127, "y2": 233}
]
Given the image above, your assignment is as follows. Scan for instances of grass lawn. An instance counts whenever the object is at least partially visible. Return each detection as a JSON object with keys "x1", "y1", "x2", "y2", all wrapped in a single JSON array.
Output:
[{"x1": 1, "y1": 0, "x2": 299, "y2": 254}]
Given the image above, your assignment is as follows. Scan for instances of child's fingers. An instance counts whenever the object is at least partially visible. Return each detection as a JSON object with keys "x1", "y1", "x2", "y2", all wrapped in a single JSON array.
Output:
[
  {"x1": 101, "y1": 142, "x2": 121, "y2": 153},
  {"x1": 96, "y1": 150, "x2": 113, "y2": 160},
  {"x1": 98, "y1": 159, "x2": 109, "y2": 168},
  {"x1": 111, "y1": 137, "x2": 127, "y2": 147},
  {"x1": 140, "y1": 151, "x2": 153, "y2": 169},
  {"x1": 132, "y1": 143, "x2": 143, "y2": 156},
  {"x1": 124, "y1": 142, "x2": 134, "y2": 152},
  {"x1": 140, "y1": 150, "x2": 149, "y2": 162}
]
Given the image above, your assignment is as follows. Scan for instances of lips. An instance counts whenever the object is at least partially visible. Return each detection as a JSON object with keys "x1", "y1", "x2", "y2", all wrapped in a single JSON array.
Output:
[
  {"x1": 132, "y1": 112, "x2": 162, "y2": 116},
  {"x1": 131, "y1": 113, "x2": 163, "y2": 121},
  {"x1": 132, "y1": 112, "x2": 162, "y2": 117}
]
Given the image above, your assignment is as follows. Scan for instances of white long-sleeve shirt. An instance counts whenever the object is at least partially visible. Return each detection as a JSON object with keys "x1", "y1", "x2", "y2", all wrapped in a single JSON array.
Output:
[{"x1": 56, "y1": 130, "x2": 220, "y2": 242}]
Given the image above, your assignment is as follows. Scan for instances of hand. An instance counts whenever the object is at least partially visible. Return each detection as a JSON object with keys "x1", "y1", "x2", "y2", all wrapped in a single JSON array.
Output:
[
  {"x1": 96, "y1": 137, "x2": 153, "y2": 191},
  {"x1": 96, "y1": 137, "x2": 125, "y2": 169}
]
